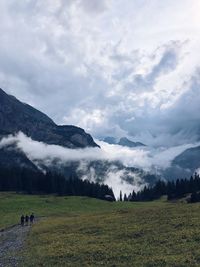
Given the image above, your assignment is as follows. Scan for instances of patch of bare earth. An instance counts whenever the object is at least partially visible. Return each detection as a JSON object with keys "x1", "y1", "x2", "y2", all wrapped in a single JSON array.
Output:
[{"x1": 0, "y1": 224, "x2": 30, "y2": 267}]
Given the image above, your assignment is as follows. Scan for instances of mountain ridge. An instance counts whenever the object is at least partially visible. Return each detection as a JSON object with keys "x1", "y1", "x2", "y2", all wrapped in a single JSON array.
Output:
[
  {"x1": 0, "y1": 88, "x2": 99, "y2": 149},
  {"x1": 0, "y1": 88, "x2": 158, "y2": 189},
  {"x1": 103, "y1": 136, "x2": 146, "y2": 147}
]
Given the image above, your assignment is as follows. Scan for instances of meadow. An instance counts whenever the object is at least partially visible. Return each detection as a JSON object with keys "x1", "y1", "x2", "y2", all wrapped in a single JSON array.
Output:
[{"x1": 1, "y1": 193, "x2": 200, "y2": 266}]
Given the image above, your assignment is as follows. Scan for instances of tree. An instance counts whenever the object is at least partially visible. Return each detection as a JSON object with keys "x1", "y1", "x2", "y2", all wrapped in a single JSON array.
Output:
[
  {"x1": 0, "y1": 166, "x2": 115, "y2": 201},
  {"x1": 119, "y1": 190, "x2": 123, "y2": 201},
  {"x1": 124, "y1": 193, "x2": 128, "y2": 201}
]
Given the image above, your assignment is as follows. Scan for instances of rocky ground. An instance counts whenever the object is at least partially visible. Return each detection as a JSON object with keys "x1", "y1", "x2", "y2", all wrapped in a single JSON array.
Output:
[{"x1": 0, "y1": 224, "x2": 30, "y2": 267}]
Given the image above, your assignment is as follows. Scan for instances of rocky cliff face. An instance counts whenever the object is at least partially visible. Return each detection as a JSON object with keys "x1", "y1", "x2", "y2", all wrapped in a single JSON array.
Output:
[{"x1": 0, "y1": 88, "x2": 99, "y2": 148}]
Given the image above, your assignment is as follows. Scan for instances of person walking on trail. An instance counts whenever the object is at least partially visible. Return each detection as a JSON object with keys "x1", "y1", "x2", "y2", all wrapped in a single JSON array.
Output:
[
  {"x1": 25, "y1": 215, "x2": 29, "y2": 226},
  {"x1": 20, "y1": 215, "x2": 25, "y2": 226},
  {"x1": 30, "y1": 213, "x2": 35, "y2": 225}
]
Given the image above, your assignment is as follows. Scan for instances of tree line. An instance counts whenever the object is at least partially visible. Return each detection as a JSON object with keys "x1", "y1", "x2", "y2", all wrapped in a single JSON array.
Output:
[
  {"x1": 120, "y1": 173, "x2": 200, "y2": 203},
  {"x1": 2, "y1": 165, "x2": 200, "y2": 203},
  {"x1": 0, "y1": 167, "x2": 115, "y2": 201}
]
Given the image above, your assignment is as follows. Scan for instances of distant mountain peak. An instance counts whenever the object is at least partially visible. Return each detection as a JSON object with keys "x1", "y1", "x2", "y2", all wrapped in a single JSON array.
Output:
[
  {"x1": 103, "y1": 136, "x2": 146, "y2": 147},
  {"x1": 118, "y1": 137, "x2": 146, "y2": 147},
  {"x1": 103, "y1": 136, "x2": 117, "y2": 144}
]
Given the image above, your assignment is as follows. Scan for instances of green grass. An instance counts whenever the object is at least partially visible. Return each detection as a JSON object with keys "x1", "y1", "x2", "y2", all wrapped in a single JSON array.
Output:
[
  {"x1": 2, "y1": 193, "x2": 200, "y2": 266},
  {"x1": 0, "y1": 192, "x2": 150, "y2": 230}
]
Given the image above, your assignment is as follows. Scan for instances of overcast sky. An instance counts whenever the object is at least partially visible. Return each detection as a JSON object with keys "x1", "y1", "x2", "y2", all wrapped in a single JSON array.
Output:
[{"x1": 1, "y1": 0, "x2": 200, "y2": 146}]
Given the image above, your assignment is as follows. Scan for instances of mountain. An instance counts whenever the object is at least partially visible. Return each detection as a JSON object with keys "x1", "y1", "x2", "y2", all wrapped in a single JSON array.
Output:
[
  {"x1": 172, "y1": 146, "x2": 200, "y2": 171},
  {"x1": 158, "y1": 146, "x2": 200, "y2": 181},
  {"x1": 103, "y1": 136, "x2": 146, "y2": 147},
  {"x1": 0, "y1": 146, "x2": 38, "y2": 170},
  {"x1": 118, "y1": 137, "x2": 146, "y2": 148},
  {"x1": 0, "y1": 88, "x2": 157, "y2": 190},
  {"x1": 0, "y1": 88, "x2": 99, "y2": 148},
  {"x1": 103, "y1": 136, "x2": 117, "y2": 145}
]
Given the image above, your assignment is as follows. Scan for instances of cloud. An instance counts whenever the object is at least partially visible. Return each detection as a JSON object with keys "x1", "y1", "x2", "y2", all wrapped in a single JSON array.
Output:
[
  {"x1": 1, "y1": 132, "x2": 200, "y2": 196},
  {"x1": 0, "y1": 132, "x2": 148, "y2": 167},
  {"x1": 0, "y1": 132, "x2": 148, "y2": 196},
  {"x1": 101, "y1": 169, "x2": 144, "y2": 199},
  {"x1": 79, "y1": 0, "x2": 109, "y2": 14},
  {"x1": 0, "y1": 1, "x2": 200, "y2": 146}
]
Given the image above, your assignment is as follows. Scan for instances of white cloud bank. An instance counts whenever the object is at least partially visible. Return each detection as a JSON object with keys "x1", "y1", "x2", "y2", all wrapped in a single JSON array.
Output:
[
  {"x1": 1, "y1": 132, "x2": 200, "y2": 196},
  {"x1": 2, "y1": 132, "x2": 200, "y2": 170}
]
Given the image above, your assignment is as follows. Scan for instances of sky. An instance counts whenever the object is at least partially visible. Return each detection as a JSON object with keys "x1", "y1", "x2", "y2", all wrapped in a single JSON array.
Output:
[{"x1": 1, "y1": 0, "x2": 200, "y2": 146}]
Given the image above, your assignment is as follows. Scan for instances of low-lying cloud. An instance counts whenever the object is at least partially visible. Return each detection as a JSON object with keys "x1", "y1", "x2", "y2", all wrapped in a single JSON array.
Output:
[{"x1": 1, "y1": 132, "x2": 200, "y2": 196}]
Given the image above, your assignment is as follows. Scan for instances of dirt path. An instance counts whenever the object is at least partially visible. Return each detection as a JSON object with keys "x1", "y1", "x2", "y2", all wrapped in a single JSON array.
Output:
[{"x1": 0, "y1": 224, "x2": 31, "y2": 267}]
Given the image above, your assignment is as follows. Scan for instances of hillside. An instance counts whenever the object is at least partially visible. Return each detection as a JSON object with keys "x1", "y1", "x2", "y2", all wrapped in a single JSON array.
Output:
[
  {"x1": 1, "y1": 193, "x2": 200, "y2": 266},
  {"x1": 0, "y1": 88, "x2": 98, "y2": 149},
  {"x1": 173, "y1": 146, "x2": 200, "y2": 170},
  {"x1": 0, "y1": 88, "x2": 101, "y2": 174},
  {"x1": 161, "y1": 146, "x2": 200, "y2": 180},
  {"x1": 0, "y1": 89, "x2": 156, "y2": 188}
]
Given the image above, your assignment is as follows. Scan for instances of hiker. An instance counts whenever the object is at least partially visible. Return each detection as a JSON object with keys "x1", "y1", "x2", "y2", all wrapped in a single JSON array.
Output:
[
  {"x1": 25, "y1": 215, "x2": 29, "y2": 226},
  {"x1": 30, "y1": 213, "x2": 35, "y2": 225},
  {"x1": 20, "y1": 215, "x2": 25, "y2": 226}
]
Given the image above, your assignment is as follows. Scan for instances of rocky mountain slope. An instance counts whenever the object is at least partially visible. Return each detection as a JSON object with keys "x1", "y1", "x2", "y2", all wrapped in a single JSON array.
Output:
[
  {"x1": 0, "y1": 88, "x2": 158, "y2": 189},
  {"x1": 0, "y1": 88, "x2": 99, "y2": 149}
]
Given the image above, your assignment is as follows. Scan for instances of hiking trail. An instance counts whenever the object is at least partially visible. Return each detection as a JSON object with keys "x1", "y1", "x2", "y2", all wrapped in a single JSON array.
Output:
[{"x1": 0, "y1": 224, "x2": 31, "y2": 267}]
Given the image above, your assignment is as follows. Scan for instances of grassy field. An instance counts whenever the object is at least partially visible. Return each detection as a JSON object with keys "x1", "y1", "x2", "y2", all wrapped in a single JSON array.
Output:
[{"x1": 1, "y1": 193, "x2": 200, "y2": 266}]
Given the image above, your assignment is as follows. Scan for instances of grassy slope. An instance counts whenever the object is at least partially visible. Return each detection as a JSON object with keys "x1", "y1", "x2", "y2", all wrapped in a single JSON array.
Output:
[{"x1": 1, "y1": 193, "x2": 200, "y2": 266}]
